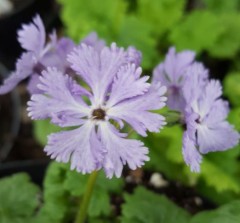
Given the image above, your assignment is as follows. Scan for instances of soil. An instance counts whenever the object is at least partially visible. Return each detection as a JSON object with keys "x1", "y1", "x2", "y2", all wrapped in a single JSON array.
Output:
[{"x1": 109, "y1": 169, "x2": 216, "y2": 216}]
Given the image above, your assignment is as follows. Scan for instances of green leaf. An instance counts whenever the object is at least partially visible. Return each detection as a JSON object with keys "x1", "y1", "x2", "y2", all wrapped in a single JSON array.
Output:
[
  {"x1": 197, "y1": 179, "x2": 239, "y2": 205},
  {"x1": 58, "y1": 0, "x2": 160, "y2": 69},
  {"x1": 190, "y1": 200, "x2": 240, "y2": 223},
  {"x1": 36, "y1": 162, "x2": 72, "y2": 223},
  {"x1": 33, "y1": 120, "x2": 61, "y2": 145},
  {"x1": 0, "y1": 173, "x2": 40, "y2": 223},
  {"x1": 202, "y1": 0, "x2": 239, "y2": 13},
  {"x1": 205, "y1": 149, "x2": 239, "y2": 176},
  {"x1": 58, "y1": 0, "x2": 127, "y2": 42},
  {"x1": 64, "y1": 170, "x2": 124, "y2": 217},
  {"x1": 89, "y1": 218, "x2": 115, "y2": 223},
  {"x1": 169, "y1": 11, "x2": 225, "y2": 53},
  {"x1": 200, "y1": 159, "x2": 240, "y2": 193},
  {"x1": 224, "y1": 72, "x2": 240, "y2": 107},
  {"x1": 36, "y1": 162, "x2": 124, "y2": 221},
  {"x1": 208, "y1": 14, "x2": 240, "y2": 58},
  {"x1": 196, "y1": 148, "x2": 240, "y2": 204},
  {"x1": 121, "y1": 187, "x2": 190, "y2": 223},
  {"x1": 136, "y1": 0, "x2": 186, "y2": 37},
  {"x1": 33, "y1": 214, "x2": 59, "y2": 223},
  {"x1": 117, "y1": 15, "x2": 158, "y2": 68},
  {"x1": 160, "y1": 125, "x2": 183, "y2": 164}
]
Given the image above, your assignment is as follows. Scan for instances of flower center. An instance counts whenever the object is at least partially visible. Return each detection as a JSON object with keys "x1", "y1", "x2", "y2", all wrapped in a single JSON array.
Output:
[
  {"x1": 168, "y1": 85, "x2": 180, "y2": 96},
  {"x1": 92, "y1": 108, "x2": 106, "y2": 120},
  {"x1": 33, "y1": 62, "x2": 46, "y2": 75}
]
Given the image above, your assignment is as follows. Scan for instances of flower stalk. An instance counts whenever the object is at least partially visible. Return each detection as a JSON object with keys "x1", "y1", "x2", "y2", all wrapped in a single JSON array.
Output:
[{"x1": 75, "y1": 171, "x2": 99, "y2": 223}]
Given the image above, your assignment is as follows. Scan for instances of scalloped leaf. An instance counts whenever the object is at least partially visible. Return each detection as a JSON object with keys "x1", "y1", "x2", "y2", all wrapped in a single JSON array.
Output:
[
  {"x1": 208, "y1": 14, "x2": 240, "y2": 58},
  {"x1": 190, "y1": 200, "x2": 240, "y2": 223},
  {"x1": 57, "y1": 0, "x2": 127, "y2": 42},
  {"x1": 136, "y1": 0, "x2": 186, "y2": 37},
  {"x1": 117, "y1": 15, "x2": 158, "y2": 69},
  {"x1": 0, "y1": 173, "x2": 40, "y2": 223},
  {"x1": 121, "y1": 187, "x2": 190, "y2": 223},
  {"x1": 169, "y1": 11, "x2": 225, "y2": 53},
  {"x1": 36, "y1": 162, "x2": 71, "y2": 223},
  {"x1": 201, "y1": 159, "x2": 240, "y2": 193}
]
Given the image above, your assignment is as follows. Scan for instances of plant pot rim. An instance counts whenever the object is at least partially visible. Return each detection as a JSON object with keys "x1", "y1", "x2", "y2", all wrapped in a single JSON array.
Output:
[{"x1": 0, "y1": 62, "x2": 21, "y2": 162}]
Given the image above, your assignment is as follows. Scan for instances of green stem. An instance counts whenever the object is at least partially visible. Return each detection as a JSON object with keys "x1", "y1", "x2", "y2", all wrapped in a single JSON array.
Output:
[
  {"x1": 163, "y1": 110, "x2": 182, "y2": 126},
  {"x1": 75, "y1": 171, "x2": 99, "y2": 223}
]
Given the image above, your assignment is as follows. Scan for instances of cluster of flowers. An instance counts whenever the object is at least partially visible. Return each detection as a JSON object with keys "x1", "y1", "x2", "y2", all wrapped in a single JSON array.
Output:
[
  {"x1": 153, "y1": 48, "x2": 239, "y2": 171},
  {"x1": 0, "y1": 15, "x2": 239, "y2": 177}
]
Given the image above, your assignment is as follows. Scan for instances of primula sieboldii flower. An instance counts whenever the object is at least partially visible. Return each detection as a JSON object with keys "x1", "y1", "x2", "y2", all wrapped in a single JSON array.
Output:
[
  {"x1": 153, "y1": 47, "x2": 196, "y2": 111},
  {"x1": 182, "y1": 64, "x2": 240, "y2": 172},
  {"x1": 27, "y1": 43, "x2": 167, "y2": 178},
  {"x1": 0, "y1": 15, "x2": 104, "y2": 94},
  {"x1": 153, "y1": 50, "x2": 238, "y2": 172},
  {"x1": 0, "y1": 15, "x2": 73, "y2": 94}
]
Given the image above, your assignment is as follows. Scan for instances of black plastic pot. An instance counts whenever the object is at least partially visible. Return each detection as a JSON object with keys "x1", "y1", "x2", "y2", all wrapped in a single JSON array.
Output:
[{"x1": 0, "y1": 62, "x2": 21, "y2": 162}]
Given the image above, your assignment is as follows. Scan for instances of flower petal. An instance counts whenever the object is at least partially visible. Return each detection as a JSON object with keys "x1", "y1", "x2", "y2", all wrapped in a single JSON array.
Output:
[
  {"x1": 17, "y1": 14, "x2": 45, "y2": 56},
  {"x1": 27, "y1": 73, "x2": 42, "y2": 94},
  {"x1": 0, "y1": 53, "x2": 34, "y2": 94},
  {"x1": 40, "y1": 36, "x2": 75, "y2": 72},
  {"x1": 153, "y1": 47, "x2": 195, "y2": 85},
  {"x1": 164, "y1": 47, "x2": 195, "y2": 83},
  {"x1": 182, "y1": 132, "x2": 202, "y2": 172},
  {"x1": 99, "y1": 122, "x2": 149, "y2": 178},
  {"x1": 0, "y1": 72, "x2": 22, "y2": 94},
  {"x1": 27, "y1": 67, "x2": 90, "y2": 126},
  {"x1": 107, "y1": 64, "x2": 150, "y2": 107},
  {"x1": 166, "y1": 86, "x2": 186, "y2": 112},
  {"x1": 204, "y1": 99, "x2": 229, "y2": 125},
  {"x1": 197, "y1": 122, "x2": 240, "y2": 154},
  {"x1": 108, "y1": 82, "x2": 167, "y2": 136},
  {"x1": 45, "y1": 121, "x2": 106, "y2": 174},
  {"x1": 196, "y1": 80, "x2": 222, "y2": 118},
  {"x1": 183, "y1": 62, "x2": 209, "y2": 106},
  {"x1": 68, "y1": 43, "x2": 127, "y2": 105}
]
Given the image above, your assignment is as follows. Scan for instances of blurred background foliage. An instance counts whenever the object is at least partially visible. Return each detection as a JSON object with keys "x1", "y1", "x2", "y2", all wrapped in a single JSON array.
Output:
[{"x1": 58, "y1": 0, "x2": 240, "y2": 71}]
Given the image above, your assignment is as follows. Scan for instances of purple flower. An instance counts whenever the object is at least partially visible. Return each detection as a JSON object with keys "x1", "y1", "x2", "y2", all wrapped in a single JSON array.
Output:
[
  {"x1": 0, "y1": 15, "x2": 74, "y2": 94},
  {"x1": 0, "y1": 15, "x2": 104, "y2": 95},
  {"x1": 27, "y1": 43, "x2": 167, "y2": 178},
  {"x1": 153, "y1": 47, "x2": 196, "y2": 111},
  {"x1": 182, "y1": 65, "x2": 239, "y2": 172}
]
